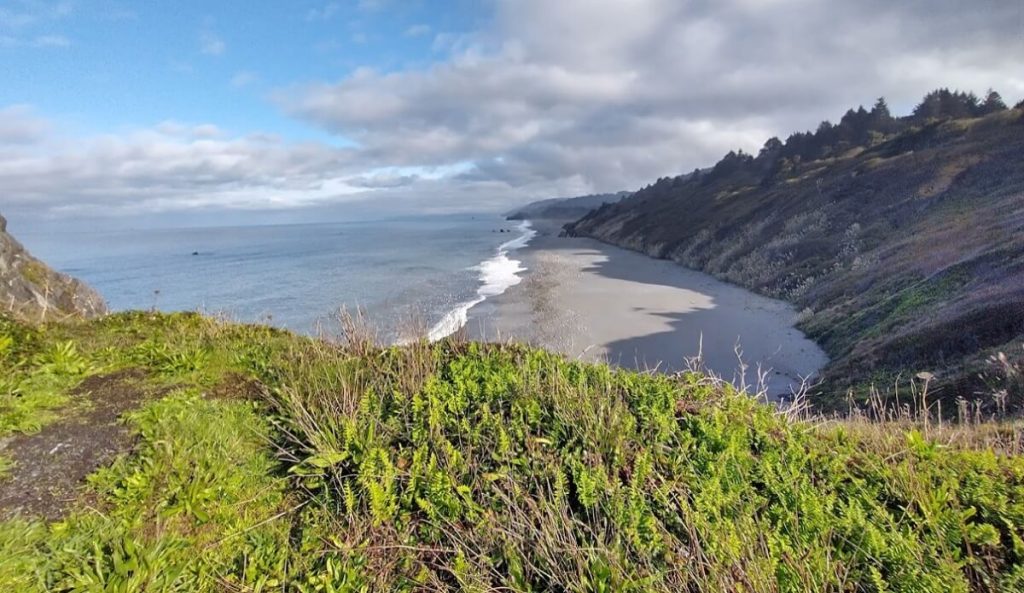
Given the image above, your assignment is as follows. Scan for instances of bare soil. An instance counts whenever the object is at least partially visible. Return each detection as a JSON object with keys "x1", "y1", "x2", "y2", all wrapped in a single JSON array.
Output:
[{"x1": 0, "y1": 368, "x2": 153, "y2": 520}]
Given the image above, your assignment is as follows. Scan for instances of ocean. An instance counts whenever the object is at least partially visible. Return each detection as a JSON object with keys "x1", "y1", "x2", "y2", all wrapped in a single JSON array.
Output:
[{"x1": 19, "y1": 214, "x2": 535, "y2": 342}]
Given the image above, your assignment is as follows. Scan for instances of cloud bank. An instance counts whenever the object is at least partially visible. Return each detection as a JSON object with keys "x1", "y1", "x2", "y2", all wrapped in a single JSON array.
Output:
[{"x1": 4, "y1": 0, "x2": 1023, "y2": 220}]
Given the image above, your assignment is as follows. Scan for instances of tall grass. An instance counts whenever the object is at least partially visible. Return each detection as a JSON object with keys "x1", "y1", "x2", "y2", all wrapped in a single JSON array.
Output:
[{"x1": 0, "y1": 311, "x2": 1022, "y2": 591}]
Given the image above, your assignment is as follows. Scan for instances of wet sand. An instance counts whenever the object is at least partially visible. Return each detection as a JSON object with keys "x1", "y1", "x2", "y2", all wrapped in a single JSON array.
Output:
[{"x1": 466, "y1": 220, "x2": 828, "y2": 399}]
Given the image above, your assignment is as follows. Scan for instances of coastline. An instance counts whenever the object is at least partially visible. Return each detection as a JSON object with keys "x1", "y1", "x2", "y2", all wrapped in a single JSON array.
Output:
[
  {"x1": 426, "y1": 219, "x2": 537, "y2": 341},
  {"x1": 466, "y1": 219, "x2": 828, "y2": 399}
]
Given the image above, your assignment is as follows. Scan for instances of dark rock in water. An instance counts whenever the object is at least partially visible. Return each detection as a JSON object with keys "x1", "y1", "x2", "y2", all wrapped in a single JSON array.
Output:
[
  {"x1": 192, "y1": 251, "x2": 199, "y2": 256},
  {"x1": 0, "y1": 212, "x2": 107, "y2": 321}
]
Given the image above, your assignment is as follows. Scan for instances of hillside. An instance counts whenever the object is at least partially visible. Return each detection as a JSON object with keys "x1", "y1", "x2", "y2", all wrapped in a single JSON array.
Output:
[
  {"x1": 566, "y1": 92, "x2": 1024, "y2": 407},
  {"x1": 507, "y1": 191, "x2": 631, "y2": 221},
  {"x1": 0, "y1": 213, "x2": 106, "y2": 322},
  {"x1": 1, "y1": 311, "x2": 1023, "y2": 591}
]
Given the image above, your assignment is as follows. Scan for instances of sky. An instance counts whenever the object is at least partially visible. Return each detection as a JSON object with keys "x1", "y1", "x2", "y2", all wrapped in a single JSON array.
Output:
[{"x1": 2, "y1": 0, "x2": 1023, "y2": 227}]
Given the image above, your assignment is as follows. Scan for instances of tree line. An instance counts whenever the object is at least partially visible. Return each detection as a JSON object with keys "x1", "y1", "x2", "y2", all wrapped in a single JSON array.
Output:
[{"x1": 640, "y1": 88, "x2": 1019, "y2": 194}]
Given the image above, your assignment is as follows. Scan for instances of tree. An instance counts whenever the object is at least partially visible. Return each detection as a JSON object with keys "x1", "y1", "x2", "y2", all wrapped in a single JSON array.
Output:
[
  {"x1": 979, "y1": 89, "x2": 1007, "y2": 115},
  {"x1": 913, "y1": 89, "x2": 979, "y2": 121},
  {"x1": 914, "y1": 90, "x2": 945, "y2": 120},
  {"x1": 871, "y1": 97, "x2": 892, "y2": 120},
  {"x1": 869, "y1": 97, "x2": 895, "y2": 134},
  {"x1": 758, "y1": 137, "x2": 783, "y2": 160}
]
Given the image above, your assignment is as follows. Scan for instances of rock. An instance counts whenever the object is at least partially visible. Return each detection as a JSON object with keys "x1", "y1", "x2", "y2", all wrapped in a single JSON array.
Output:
[{"x1": 0, "y1": 212, "x2": 107, "y2": 322}]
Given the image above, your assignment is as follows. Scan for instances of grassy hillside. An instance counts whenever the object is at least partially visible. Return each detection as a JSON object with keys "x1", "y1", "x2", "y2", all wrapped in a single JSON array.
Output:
[
  {"x1": 566, "y1": 98, "x2": 1024, "y2": 408},
  {"x1": 1, "y1": 312, "x2": 1023, "y2": 591}
]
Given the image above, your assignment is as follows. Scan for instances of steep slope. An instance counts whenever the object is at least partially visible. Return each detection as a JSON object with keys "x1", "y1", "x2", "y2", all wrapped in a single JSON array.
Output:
[
  {"x1": 506, "y1": 191, "x2": 631, "y2": 220},
  {"x1": 567, "y1": 103, "x2": 1024, "y2": 405},
  {"x1": 0, "y1": 213, "x2": 107, "y2": 321}
]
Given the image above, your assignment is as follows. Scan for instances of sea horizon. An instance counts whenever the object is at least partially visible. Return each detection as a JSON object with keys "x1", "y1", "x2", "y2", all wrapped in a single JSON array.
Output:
[{"x1": 17, "y1": 213, "x2": 538, "y2": 342}]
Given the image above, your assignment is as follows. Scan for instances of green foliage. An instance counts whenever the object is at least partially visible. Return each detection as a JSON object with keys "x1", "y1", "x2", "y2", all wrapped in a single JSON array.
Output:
[
  {"x1": 0, "y1": 314, "x2": 41, "y2": 364},
  {"x1": 0, "y1": 339, "x2": 94, "y2": 436},
  {"x1": 35, "y1": 341, "x2": 94, "y2": 376},
  {"x1": 0, "y1": 313, "x2": 1021, "y2": 591},
  {"x1": 131, "y1": 338, "x2": 210, "y2": 377},
  {"x1": 0, "y1": 389, "x2": 292, "y2": 592},
  {"x1": 270, "y1": 340, "x2": 1024, "y2": 592}
]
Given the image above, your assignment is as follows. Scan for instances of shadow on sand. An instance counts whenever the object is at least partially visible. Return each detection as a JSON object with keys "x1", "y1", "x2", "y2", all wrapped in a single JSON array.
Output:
[{"x1": 543, "y1": 234, "x2": 825, "y2": 398}]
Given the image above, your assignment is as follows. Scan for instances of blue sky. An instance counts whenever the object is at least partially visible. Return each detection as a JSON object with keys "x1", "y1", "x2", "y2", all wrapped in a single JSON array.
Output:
[
  {"x1": 2, "y1": 0, "x2": 1022, "y2": 226},
  {"x1": 2, "y1": 1, "x2": 484, "y2": 139}
]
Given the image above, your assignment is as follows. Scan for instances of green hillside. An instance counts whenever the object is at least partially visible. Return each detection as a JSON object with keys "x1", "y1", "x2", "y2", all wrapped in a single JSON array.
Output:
[
  {"x1": 2, "y1": 312, "x2": 1023, "y2": 592},
  {"x1": 566, "y1": 92, "x2": 1024, "y2": 408}
]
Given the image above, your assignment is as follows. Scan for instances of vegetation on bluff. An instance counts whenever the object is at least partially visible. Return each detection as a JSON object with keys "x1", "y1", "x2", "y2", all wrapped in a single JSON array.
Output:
[
  {"x1": 565, "y1": 90, "x2": 1024, "y2": 408},
  {"x1": 1, "y1": 311, "x2": 1023, "y2": 591}
]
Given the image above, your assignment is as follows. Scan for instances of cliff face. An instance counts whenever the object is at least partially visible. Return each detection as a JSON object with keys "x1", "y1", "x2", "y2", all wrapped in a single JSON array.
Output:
[
  {"x1": 0, "y1": 214, "x2": 107, "y2": 321},
  {"x1": 566, "y1": 108, "x2": 1024, "y2": 403},
  {"x1": 506, "y1": 192, "x2": 631, "y2": 221}
]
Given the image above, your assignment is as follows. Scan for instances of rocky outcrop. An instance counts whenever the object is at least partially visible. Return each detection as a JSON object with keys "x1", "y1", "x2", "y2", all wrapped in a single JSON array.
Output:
[{"x1": 0, "y1": 213, "x2": 107, "y2": 321}]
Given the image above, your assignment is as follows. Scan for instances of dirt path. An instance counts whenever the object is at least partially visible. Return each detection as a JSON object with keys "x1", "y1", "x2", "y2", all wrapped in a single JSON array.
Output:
[{"x1": 0, "y1": 368, "x2": 154, "y2": 520}]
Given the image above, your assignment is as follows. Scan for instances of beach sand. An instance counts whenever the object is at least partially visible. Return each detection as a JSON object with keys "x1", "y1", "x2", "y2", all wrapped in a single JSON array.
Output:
[{"x1": 467, "y1": 220, "x2": 828, "y2": 399}]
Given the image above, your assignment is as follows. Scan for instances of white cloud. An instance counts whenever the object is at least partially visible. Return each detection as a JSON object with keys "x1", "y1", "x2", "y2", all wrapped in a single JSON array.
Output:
[
  {"x1": 32, "y1": 34, "x2": 69, "y2": 47},
  {"x1": 0, "y1": 109, "x2": 374, "y2": 217},
  {"x1": 281, "y1": 0, "x2": 1024, "y2": 195},
  {"x1": 5, "y1": 1, "x2": 1024, "y2": 221},
  {"x1": 0, "y1": 1, "x2": 72, "y2": 29},
  {"x1": 0, "y1": 1, "x2": 73, "y2": 48},
  {"x1": 0, "y1": 105, "x2": 50, "y2": 144},
  {"x1": 305, "y1": 2, "x2": 341, "y2": 21},
  {"x1": 200, "y1": 30, "x2": 225, "y2": 56},
  {"x1": 405, "y1": 24, "x2": 430, "y2": 37},
  {"x1": 231, "y1": 71, "x2": 260, "y2": 88}
]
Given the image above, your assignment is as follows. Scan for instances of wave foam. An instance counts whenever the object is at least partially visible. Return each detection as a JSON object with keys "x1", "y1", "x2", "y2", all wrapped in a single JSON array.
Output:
[{"x1": 427, "y1": 220, "x2": 536, "y2": 342}]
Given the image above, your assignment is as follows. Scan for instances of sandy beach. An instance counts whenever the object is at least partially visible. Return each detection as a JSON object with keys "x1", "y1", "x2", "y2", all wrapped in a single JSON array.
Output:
[{"x1": 467, "y1": 220, "x2": 828, "y2": 399}]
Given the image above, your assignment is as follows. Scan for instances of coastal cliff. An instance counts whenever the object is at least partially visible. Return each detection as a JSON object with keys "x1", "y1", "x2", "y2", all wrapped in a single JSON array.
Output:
[
  {"x1": 0, "y1": 213, "x2": 107, "y2": 321},
  {"x1": 566, "y1": 94, "x2": 1024, "y2": 404},
  {"x1": 506, "y1": 191, "x2": 632, "y2": 221}
]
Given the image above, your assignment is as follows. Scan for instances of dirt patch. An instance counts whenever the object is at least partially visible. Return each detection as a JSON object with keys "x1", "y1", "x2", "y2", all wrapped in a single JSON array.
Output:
[
  {"x1": 0, "y1": 368, "x2": 158, "y2": 520},
  {"x1": 208, "y1": 371, "x2": 267, "y2": 401}
]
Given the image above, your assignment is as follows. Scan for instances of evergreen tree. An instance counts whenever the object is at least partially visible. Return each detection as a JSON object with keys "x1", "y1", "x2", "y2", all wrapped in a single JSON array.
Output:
[
  {"x1": 871, "y1": 97, "x2": 892, "y2": 120},
  {"x1": 758, "y1": 137, "x2": 783, "y2": 160},
  {"x1": 914, "y1": 90, "x2": 945, "y2": 120},
  {"x1": 869, "y1": 97, "x2": 895, "y2": 134},
  {"x1": 979, "y1": 89, "x2": 1007, "y2": 115},
  {"x1": 914, "y1": 89, "x2": 980, "y2": 120}
]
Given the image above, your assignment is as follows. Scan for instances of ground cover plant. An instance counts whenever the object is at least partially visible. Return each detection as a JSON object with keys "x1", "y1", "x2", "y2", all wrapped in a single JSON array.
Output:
[{"x1": 0, "y1": 311, "x2": 1022, "y2": 591}]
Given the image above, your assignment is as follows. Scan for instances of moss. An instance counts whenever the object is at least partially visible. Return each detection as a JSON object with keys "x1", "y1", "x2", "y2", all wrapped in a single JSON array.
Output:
[{"x1": 19, "y1": 259, "x2": 50, "y2": 289}]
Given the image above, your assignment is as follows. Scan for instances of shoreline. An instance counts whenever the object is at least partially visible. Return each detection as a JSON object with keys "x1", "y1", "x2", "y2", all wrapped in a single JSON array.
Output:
[
  {"x1": 426, "y1": 219, "x2": 537, "y2": 341},
  {"x1": 467, "y1": 219, "x2": 828, "y2": 399}
]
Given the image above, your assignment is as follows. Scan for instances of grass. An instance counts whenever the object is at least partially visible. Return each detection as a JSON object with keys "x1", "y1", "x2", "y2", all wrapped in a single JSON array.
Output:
[{"x1": 0, "y1": 311, "x2": 1022, "y2": 591}]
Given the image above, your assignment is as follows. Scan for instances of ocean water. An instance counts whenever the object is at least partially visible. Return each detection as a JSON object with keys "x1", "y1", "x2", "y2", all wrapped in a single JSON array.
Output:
[{"x1": 19, "y1": 214, "x2": 535, "y2": 341}]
